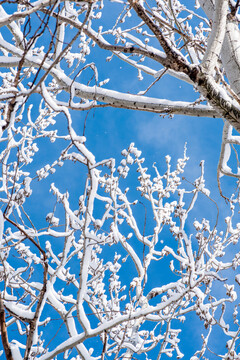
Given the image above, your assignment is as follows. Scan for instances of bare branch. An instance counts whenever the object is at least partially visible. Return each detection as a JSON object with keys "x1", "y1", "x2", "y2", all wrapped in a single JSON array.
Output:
[{"x1": 0, "y1": 296, "x2": 13, "y2": 360}]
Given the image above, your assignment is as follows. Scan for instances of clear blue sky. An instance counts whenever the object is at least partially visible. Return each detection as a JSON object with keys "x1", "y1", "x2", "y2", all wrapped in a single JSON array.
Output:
[{"x1": 1, "y1": 1, "x2": 239, "y2": 359}]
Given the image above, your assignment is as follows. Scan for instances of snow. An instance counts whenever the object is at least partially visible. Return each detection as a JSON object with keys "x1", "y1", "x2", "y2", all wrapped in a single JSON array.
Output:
[
  {"x1": 0, "y1": 209, "x2": 4, "y2": 244},
  {"x1": 5, "y1": 301, "x2": 35, "y2": 320},
  {"x1": 10, "y1": 343, "x2": 23, "y2": 360},
  {"x1": 1, "y1": 2, "x2": 240, "y2": 359}
]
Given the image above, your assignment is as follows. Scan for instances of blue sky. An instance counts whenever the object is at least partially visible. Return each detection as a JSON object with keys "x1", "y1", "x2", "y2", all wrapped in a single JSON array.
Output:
[
  {"x1": 65, "y1": 3, "x2": 240, "y2": 355},
  {"x1": 27, "y1": 74, "x2": 235, "y2": 358},
  {"x1": 1, "y1": 1, "x2": 240, "y2": 359}
]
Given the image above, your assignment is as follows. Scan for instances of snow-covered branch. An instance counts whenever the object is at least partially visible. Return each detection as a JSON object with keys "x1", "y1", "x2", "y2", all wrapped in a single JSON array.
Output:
[{"x1": 1, "y1": 1, "x2": 240, "y2": 359}]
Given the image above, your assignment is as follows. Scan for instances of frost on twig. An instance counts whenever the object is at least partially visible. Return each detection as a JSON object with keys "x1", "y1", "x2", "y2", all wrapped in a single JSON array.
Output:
[
  {"x1": 0, "y1": 112, "x2": 240, "y2": 359},
  {"x1": 1, "y1": 1, "x2": 240, "y2": 359}
]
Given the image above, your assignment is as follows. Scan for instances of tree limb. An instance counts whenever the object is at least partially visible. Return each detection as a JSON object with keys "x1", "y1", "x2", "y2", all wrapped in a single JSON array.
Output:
[
  {"x1": 0, "y1": 296, "x2": 13, "y2": 360},
  {"x1": 201, "y1": 0, "x2": 228, "y2": 74}
]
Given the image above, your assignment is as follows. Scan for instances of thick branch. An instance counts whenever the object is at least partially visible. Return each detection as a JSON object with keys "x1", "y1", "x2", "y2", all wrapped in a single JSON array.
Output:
[
  {"x1": 190, "y1": 69, "x2": 240, "y2": 132},
  {"x1": 128, "y1": 0, "x2": 191, "y2": 73},
  {"x1": 0, "y1": 54, "x2": 219, "y2": 118},
  {"x1": 201, "y1": 0, "x2": 228, "y2": 74},
  {"x1": 52, "y1": 13, "x2": 194, "y2": 84},
  {"x1": 200, "y1": 0, "x2": 240, "y2": 96},
  {"x1": 0, "y1": 296, "x2": 13, "y2": 360}
]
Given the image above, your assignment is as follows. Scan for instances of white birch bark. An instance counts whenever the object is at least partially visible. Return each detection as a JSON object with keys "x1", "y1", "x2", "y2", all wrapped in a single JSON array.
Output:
[
  {"x1": 200, "y1": 0, "x2": 240, "y2": 95},
  {"x1": 201, "y1": 0, "x2": 228, "y2": 74}
]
